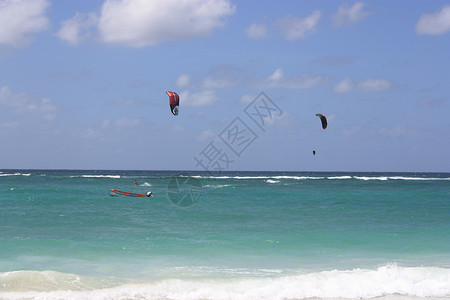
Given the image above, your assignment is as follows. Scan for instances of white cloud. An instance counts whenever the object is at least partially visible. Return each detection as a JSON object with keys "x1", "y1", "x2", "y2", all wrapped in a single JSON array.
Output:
[
  {"x1": 239, "y1": 94, "x2": 256, "y2": 104},
  {"x1": 378, "y1": 125, "x2": 421, "y2": 138},
  {"x1": 245, "y1": 23, "x2": 268, "y2": 39},
  {"x1": 277, "y1": 10, "x2": 321, "y2": 40},
  {"x1": 38, "y1": 98, "x2": 58, "y2": 121},
  {"x1": 100, "y1": 120, "x2": 111, "y2": 129},
  {"x1": 381, "y1": 125, "x2": 406, "y2": 137},
  {"x1": 358, "y1": 78, "x2": 392, "y2": 91},
  {"x1": 263, "y1": 111, "x2": 292, "y2": 127},
  {"x1": 112, "y1": 117, "x2": 140, "y2": 130},
  {"x1": 0, "y1": 121, "x2": 20, "y2": 130},
  {"x1": 326, "y1": 114, "x2": 338, "y2": 124},
  {"x1": 0, "y1": 86, "x2": 58, "y2": 121},
  {"x1": 202, "y1": 77, "x2": 235, "y2": 89},
  {"x1": 180, "y1": 90, "x2": 217, "y2": 107},
  {"x1": 342, "y1": 125, "x2": 362, "y2": 136},
  {"x1": 100, "y1": 117, "x2": 140, "y2": 130},
  {"x1": 333, "y1": 78, "x2": 354, "y2": 93},
  {"x1": 80, "y1": 117, "x2": 141, "y2": 140},
  {"x1": 416, "y1": 5, "x2": 450, "y2": 35},
  {"x1": 56, "y1": 12, "x2": 98, "y2": 45},
  {"x1": 201, "y1": 64, "x2": 244, "y2": 89},
  {"x1": 0, "y1": 0, "x2": 50, "y2": 47},
  {"x1": 176, "y1": 66, "x2": 244, "y2": 91},
  {"x1": 255, "y1": 68, "x2": 328, "y2": 89},
  {"x1": 0, "y1": 86, "x2": 27, "y2": 109},
  {"x1": 332, "y1": 2, "x2": 370, "y2": 27},
  {"x1": 176, "y1": 74, "x2": 191, "y2": 88},
  {"x1": 268, "y1": 68, "x2": 284, "y2": 81},
  {"x1": 197, "y1": 129, "x2": 215, "y2": 141},
  {"x1": 332, "y1": 78, "x2": 392, "y2": 93},
  {"x1": 78, "y1": 128, "x2": 102, "y2": 139},
  {"x1": 98, "y1": 0, "x2": 235, "y2": 47},
  {"x1": 417, "y1": 97, "x2": 443, "y2": 108}
]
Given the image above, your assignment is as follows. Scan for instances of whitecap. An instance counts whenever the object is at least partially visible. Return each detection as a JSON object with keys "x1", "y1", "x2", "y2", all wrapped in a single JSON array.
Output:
[
  {"x1": 70, "y1": 175, "x2": 121, "y2": 179},
  {"x1": 1, "y1": 264, "x2": 448, "y2": 300}
]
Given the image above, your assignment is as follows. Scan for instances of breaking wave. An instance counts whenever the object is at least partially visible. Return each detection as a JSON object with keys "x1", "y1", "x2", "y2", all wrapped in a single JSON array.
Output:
[
  {"x1": 192, "y1": 174, "x2": 449, "y2": 181},
  {"x1": 70, "y1": 175, "x2": 121, "y2": 179},
  {"x1": 0, "y1": 172, "x2": 31, "y2": 177},
  {"x1": 1, "y1": 265, "x2": 449, "y2": 300}
]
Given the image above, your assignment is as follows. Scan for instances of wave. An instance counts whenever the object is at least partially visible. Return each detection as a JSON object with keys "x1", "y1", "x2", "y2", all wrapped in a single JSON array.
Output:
[
  {"x1": 190, "y1": 174, "x2": 449, "y2": 182},
  {"x1": 272, "y1": 175, "x2": 325, "y2": 180},
  {"x1": 354, "y1": 176, "x2": 450, "y2": 181},
  {"x1": 0, "y1": 172, "x2": 31, "y2": 177},
  {"x1": 0, "y1": 270, "x2": 121, "y2": 293},
  {"x1": 69, "y1": 175, "x2": 121, "y2": 179},
  {"x1": 327, "y1": 175, "x2": 353, "y2": 180},
  {"x1": 191, "y1": 175, "x2": 265, "y2": 180},
  {"x1": 1, "y1": 265, "x2": 449, "y2": 300},
  {"x1": 193, "y1": 175, "x2": 326, "y2": 180},
  {"x1": 266, "y1": 179, "x2": 280, "y2": 183},
  {"x1": 354, "y1": 176, "x2": 389, "y2": 181},
  {"x1": 389, "y1": 176, "x2": 450, "y2": 181},
  {"x1": 204, "y1": 184, "x2": 233, "y2": 189}
]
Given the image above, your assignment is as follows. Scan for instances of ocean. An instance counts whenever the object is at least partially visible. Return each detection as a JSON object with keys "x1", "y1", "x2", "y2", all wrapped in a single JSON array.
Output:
[{"x1": 0, "y1": 170, "x2": 449, "y2": 300}]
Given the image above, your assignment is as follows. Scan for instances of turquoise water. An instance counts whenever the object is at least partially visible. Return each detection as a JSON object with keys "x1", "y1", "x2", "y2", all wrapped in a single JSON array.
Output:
[{"x1": 0, "y1": 170, "x2": 449, "y2": 299}]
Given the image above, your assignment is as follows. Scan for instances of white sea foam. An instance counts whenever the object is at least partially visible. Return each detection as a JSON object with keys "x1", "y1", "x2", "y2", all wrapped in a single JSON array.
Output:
[
  {"x1": 353, "y1": 176, "x2": 450, "y2": 181},
  {"x1": 195, "y1": 175, "x2": 326, "y2": 180},
  {"x1": 140, "y1": 182, "x2": 152, "y2": 186},
  {"x1": 0, "y1": 270, "x2": 119, "y2": 292},
  {"x1": 204, "y1": 184, "x2": 232, "y2": 189},
  {"x1": 70, "y1": 175, "x2": 121, "y2": 179},
  {"x1": 388, "y1": 176, "x2": 450, "y2": 181},
  {"x1": 0, "y1": 173, "x2": 30, "y2": 177},
  {"x1": 328, "y1": 176, "x2": 352, "y2": 180},
  {"x1": 1, "y1": 265, "x2": 449, "y2": 300},
  {"x1": 197, "y1": 176, "x2": 267, "y2": 179},
  {"x1": 190, "y1": 174, "x2": 449, "y2": 182},
  {"x1": 355, "y1": 176, "x2": 389, "y2": 181},
  {"x1": 272, "y1": 175, "x2": 325, "y2": 180},
  {"x1": 266, "y1": 179, "x2": 280, "y2": 183}
]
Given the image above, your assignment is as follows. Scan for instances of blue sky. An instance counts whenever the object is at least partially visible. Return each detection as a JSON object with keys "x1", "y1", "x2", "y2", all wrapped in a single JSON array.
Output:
[{"x1": 0, "y1": 0, "x2": 449, "y2": 172}]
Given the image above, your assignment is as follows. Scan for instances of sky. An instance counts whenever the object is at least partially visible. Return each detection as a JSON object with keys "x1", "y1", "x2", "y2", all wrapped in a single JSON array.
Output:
[{"x1": 0, "y1": 0, "x2": 449, "y2": 172}]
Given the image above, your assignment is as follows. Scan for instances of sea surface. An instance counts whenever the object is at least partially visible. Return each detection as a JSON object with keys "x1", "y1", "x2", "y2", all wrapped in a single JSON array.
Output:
[{"x1": 0, "y1": 170, "x2": 449, "y2": 300}]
